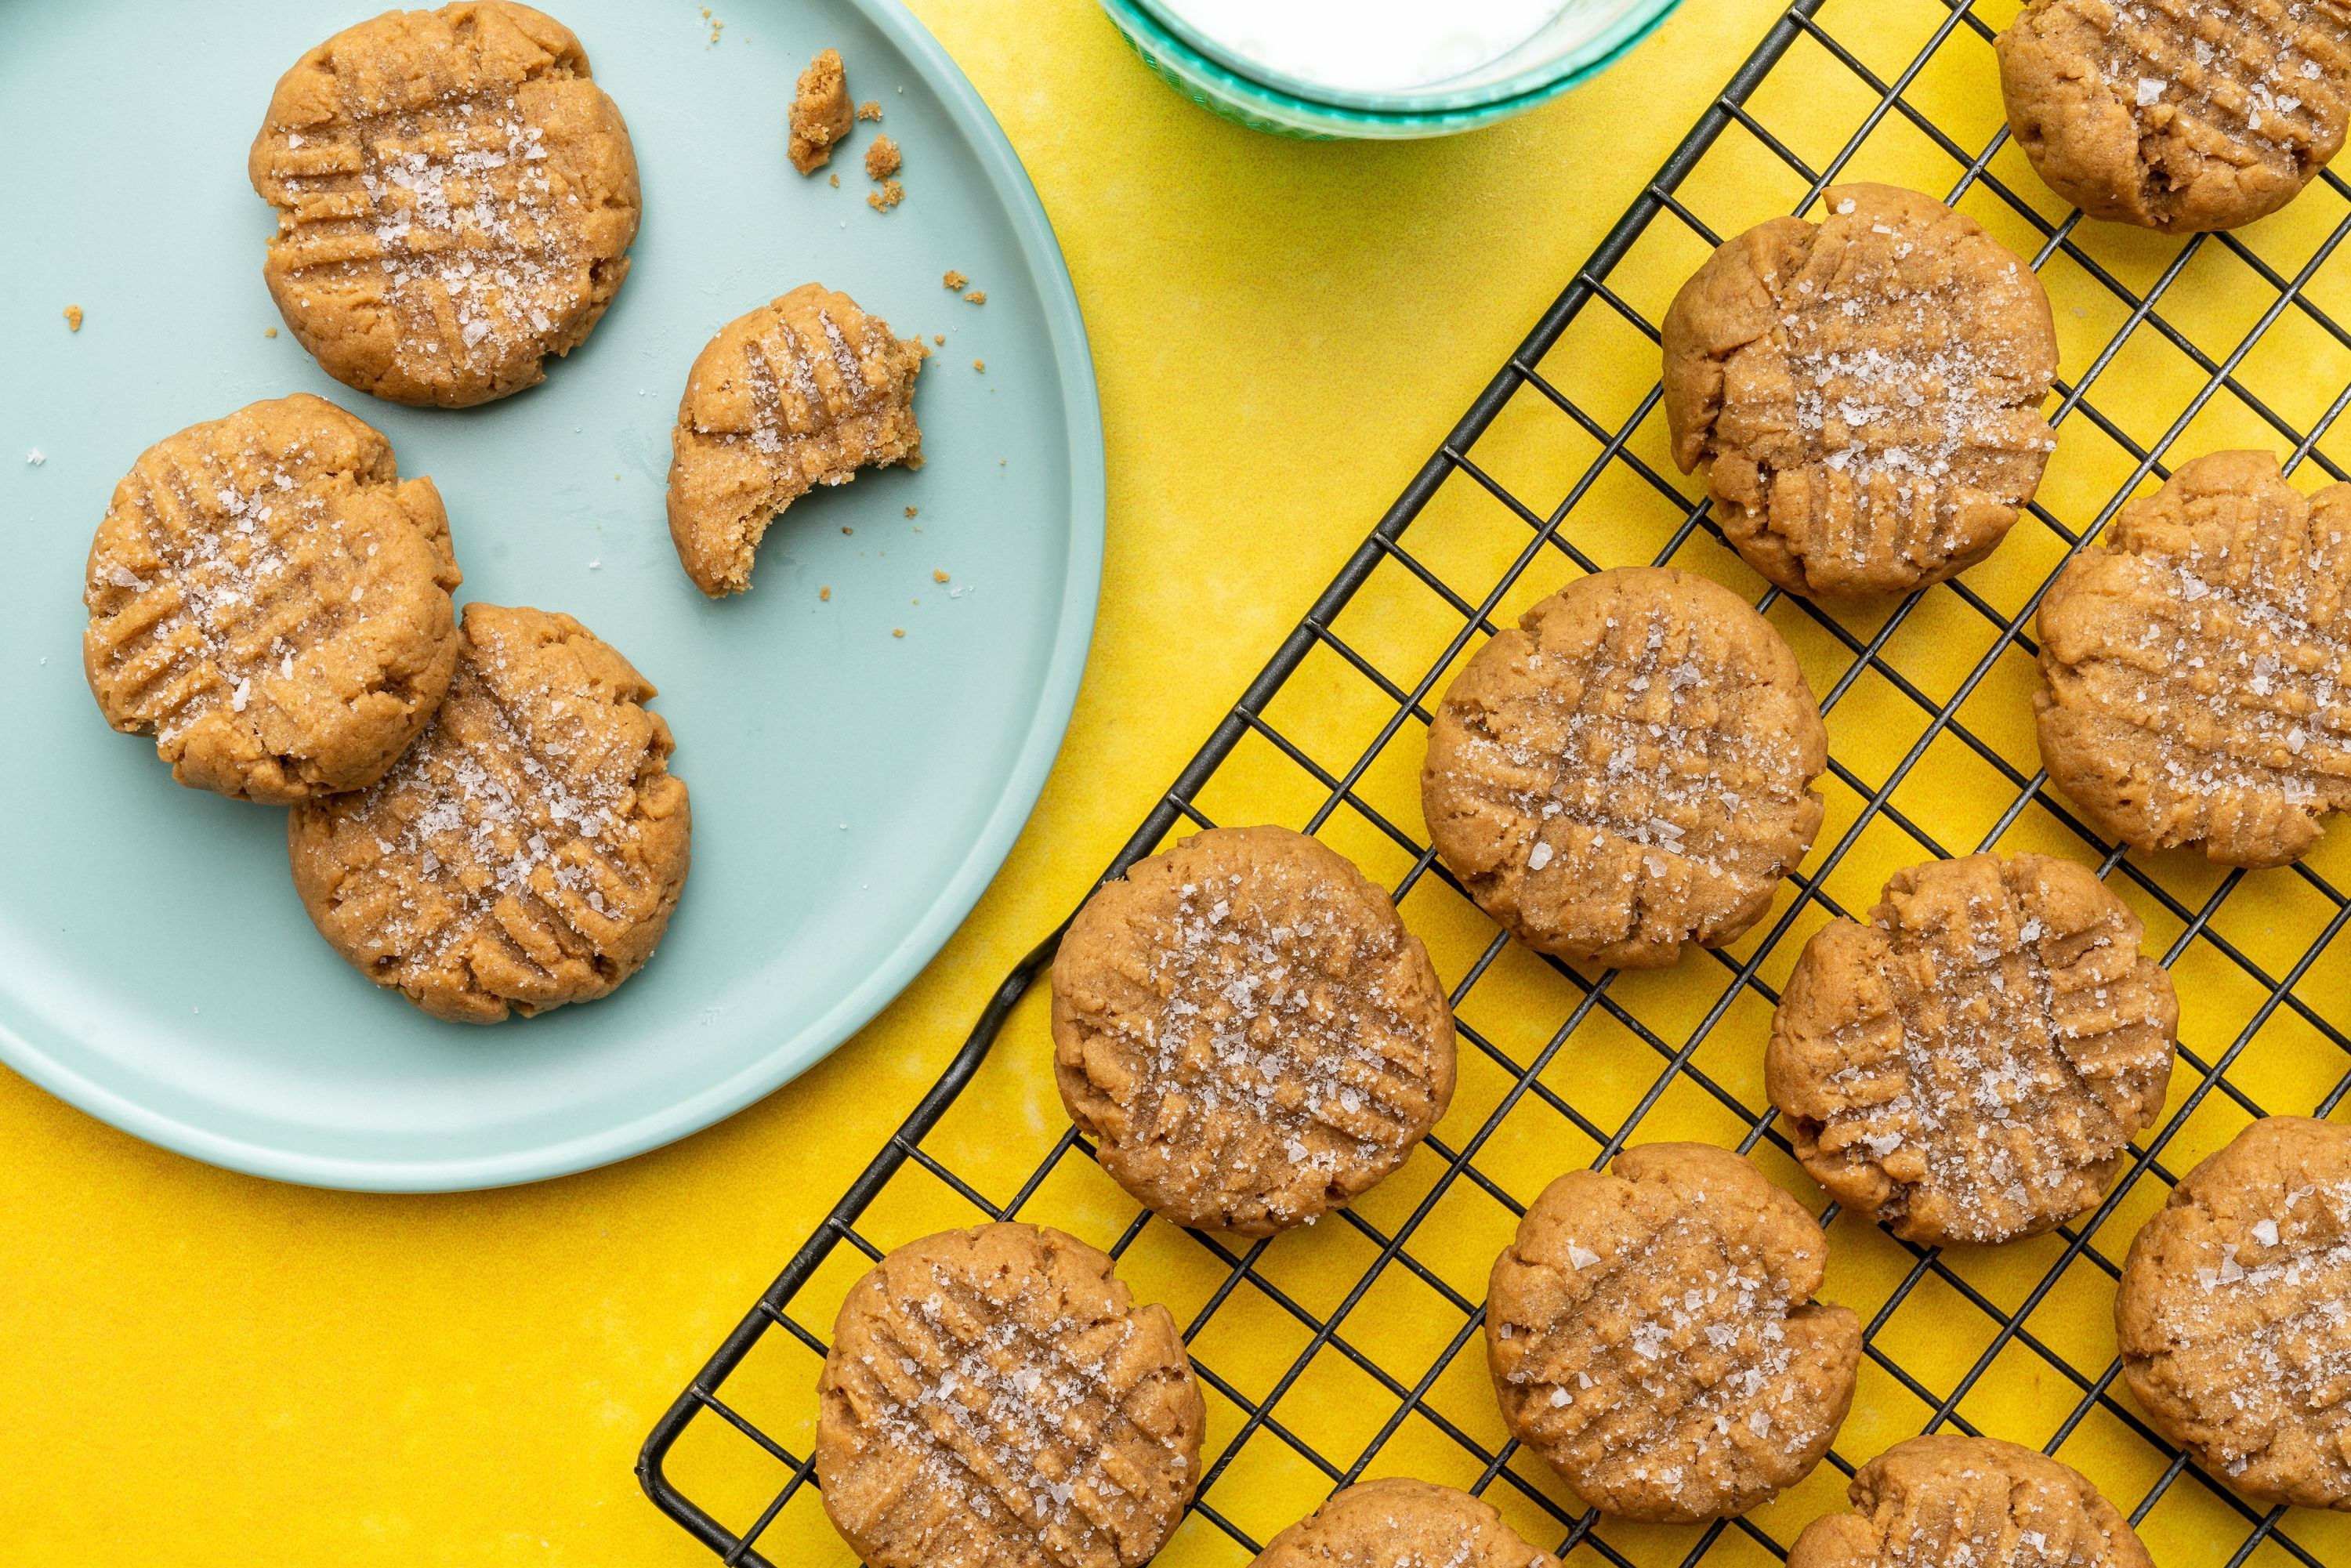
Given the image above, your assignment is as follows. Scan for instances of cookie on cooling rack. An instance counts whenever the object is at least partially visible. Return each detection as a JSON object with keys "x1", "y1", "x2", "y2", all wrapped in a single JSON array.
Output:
[
  {"x1": 1253, "y1": 1478, "x2": 1559, "y2": 1568},
  {"x1": 248, "y1": 1, "x2": 640, "y2": 407},
  {"x1": 1485, "y1": 1142, "x2": 1861, "y2": 1523},
  {"x1": 1052, "y1": 825, "x2": 1457, "y2": 1236},
  {"x1": 83, "y1": 393, "x2": 461, "y2": 804},
  {"x1": 1420, "y1": 565, "x2": 1828, "y2": 969},
  {"x1": 1788, "y1": 1434, "x2": 2154, "y2": 1568},
  {"x1": 2036, "y1": 450, "x2": 2351, "y2": 867},
  {"x1": 815, "y1": 1223, "x2": 1205, "y2": 1568},
  {"x1": 1998, "y1": 0, "x2": 2351, "y2": 234},
  {"x1": 2116, "y1": 1115, "x2": 2351, "y2": 1509},
  {"x1": 1661, "y1": 183, "x2": 2059, "y2": 599},
  {"x1": 1768, "y1": 852, "x2": 2178, "y2": 1247}
]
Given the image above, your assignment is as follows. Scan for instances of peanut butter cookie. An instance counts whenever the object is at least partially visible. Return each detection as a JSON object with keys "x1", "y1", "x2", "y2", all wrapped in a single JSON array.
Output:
[
  {"x1": 1998, "y1": 0, "x2": 2351, "y2": 234},
  {"x1": 1485, "y1": 1143, "x2": 1862, "y2": 1522},
  {"x1": 83, "y1": 393, "x2": 461, "y2": 804},
  {"x1": 1662, "y1": 183, "x2": 2059, "y2": 599},
  {"x1": 287, "y1": 603, "x2": 690, "y2": 1023},
  {"x1": 1788, "y1": 1435, "x2": 2154, "y2": 1568},
  {"x1": 1052, "y1": 826, "x2": 1456, "y2": 1236},
  {"x1": 1253, "y1": 1479, "x2": 1558, "y2": 1568},
  {"x1": 666, "y1": 282, "x2": 926, "y2": 596},
  {"x1": 1421, "y1": 567, "x2": 1828, "y2": 969},
  {"x1": 788, "y1": 48, "x2": 853, "y2": 174},
  {"x1": 2116, "y1": 1115, "x2": 2351, "y2": 1508},
  {"x1": 2036, "y1": 450, "x2": 2351, "y2": 867},
  {"x1": 249, "y1": 1, "x2": 640, "y2": 407},
  {"x1": 1768, "y1": 853, "x2": 2178, "y2": 1247},
  {"x1": 816, "y1": 1223, "x2": 1205, "y2": 1568}
]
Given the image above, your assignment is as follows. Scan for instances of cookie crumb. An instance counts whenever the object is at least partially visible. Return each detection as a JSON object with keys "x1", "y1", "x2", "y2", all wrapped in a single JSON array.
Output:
[
  {"x1": 891, "y1": 626, "x2": 904, "y2": 637},
  {"x1": 933, "y1": 333, "x2": 945, "y2": 346},
  {"x1": 63, "y1": 304, "x2": 83, "y2": 331},
  {"x1": 820, "y1": 585, "x2": 832, "y2": 601},
  {"x1": 788, "y1": 49, "x2": 853, "y2": 174},
  {"x1": 963, "y1": 289, "x2": 985, "y2": 305},
  {"x1": 904, "y1": 505, "x2": 918, "y2": 517},
  {"x1": 857, "y1": 100, "x2": 882, "y2": 121},
  {"x1": 943, "y1": 270, "x2": 968, "y2": 291},
  {"x1": 973, "y1": 359, "x2": 985, "y2": 371},
  {"x1": 842, "y1": 525, "x2": 853, "y2": 534},
  {"x1": 265, "y1": 326, "x2": 279, "y2": 338},
  {"x1": 933, "y1": 569, "x2": 951, "y2": 583},
  {"x1": 829, "y1": 173, "x2": 840, "y2": 187},
  {"x1": 867, "y1": 179, "x2": 904, "y2": 212},
  {"x1": 865, "y1": 135, "x2": 900, "y2": 180}
]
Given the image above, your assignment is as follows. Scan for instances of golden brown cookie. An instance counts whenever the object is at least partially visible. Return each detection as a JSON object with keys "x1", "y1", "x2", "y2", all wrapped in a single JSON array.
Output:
[
  {"x1": 248, "y1": 1, "x2": 640, "y2": 407},
  {"x1": 1998, "y1": 0, "x2": 2351, "y2": 234},
  {"x1": 1485, "y1": 1143, "x2": 1862, "y2": 1522},
  {"x1": 287, "y1": 603, "x2": 690, "y2": 1023},
  {"x1": 83, "y1": 393, "x2": 461, "y2": 804},
  {"x1": 2116, "y1": 1115, "x2": 2351, "y2": 1508},
  {"x1": 1788, "y1": 1435, "x2": 2154, "y2": 1568},
  {"x1": 1768, "y1": 853, "x2": 2178, "y2": 1248},
  {"x1": 1052, "y1": 826, "x2": 1456, "y2": 1236},
  {"x1": 1252, "y1": 1479, "x2": 1559, "y2": 1568},
  {"x1": 1661, "y1": 183, "x2": 2059, "y2": 599},
  {"x1": 788, "y1": 47, "x2": 853, "y2": 174},
  {"x1": 1421, "y1": 566, "x2": 1828, "y2": 969},
  {"x1": 2036, "y1": 450, "x2": 2351, "y2": 867},
  {"x1": 815, "y1": 1223, "x2": 1205, "y2": 1568},
  {"x1": 665, "y1": 282, "x2": 926, "y2": 596}
]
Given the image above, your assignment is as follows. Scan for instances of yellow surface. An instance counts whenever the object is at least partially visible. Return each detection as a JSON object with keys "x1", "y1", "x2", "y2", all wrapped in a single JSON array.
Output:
[{"x1": 10, "y1": 0, "x2": 2351, "y2": 1563}]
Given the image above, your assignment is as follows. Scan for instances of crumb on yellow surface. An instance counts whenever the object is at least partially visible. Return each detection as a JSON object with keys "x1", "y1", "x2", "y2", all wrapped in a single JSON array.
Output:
[
  {"x1": 864, "y1": 135, "x2": 900, "y2": 181},
  {"x1": 932, "y1": 569, "x2": 950, "y2": 583},
  {"x1": 867, "y1": 179, "x2": 904, "y2": 212},
  {"x1": 964, "y1": 289, "x2": 986, "y2": 305},
  {"x1": 820, "y1": 585, "x2": 831, "y2": 601},
  {"x1": 63, "y1": 305, "x2": 82, "y2": 331},
  {"x1": 264, "y1": 326, "x2": 278, "y2": 338},
  {"x1": 943, "y1": 270, "x2": 968, "y2": 291},
  {"x1": 857, "y1": 100, "x2": 883, "y2": 121}
]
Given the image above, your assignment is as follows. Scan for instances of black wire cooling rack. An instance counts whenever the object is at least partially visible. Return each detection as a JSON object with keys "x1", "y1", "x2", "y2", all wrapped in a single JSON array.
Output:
[{"x1": 639, "y1": 2, "x2": 2351, "y2": 1564}]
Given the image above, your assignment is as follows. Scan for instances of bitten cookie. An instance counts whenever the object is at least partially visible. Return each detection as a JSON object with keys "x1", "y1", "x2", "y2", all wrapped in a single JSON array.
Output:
[
  {"x1": 1253, "y1": 1479, "x2": 1559, "y2": 1568},
  {"x1": 1788, "y1": 1435, "x2": 2154, "y2": 1568},
  {"x1": 1485, "y1": 1143, "x2": 1862, "y2": 1522},
  {"x1": 1421, "y1": 567, "x2": 1828, "y2": 969},
  {"x1": 1768, "y1": 853, "x2": 2178, "y2": 1247},
  {"x1": 1998, "y1": 0, "x2": 2351, "y2": 234},
  {"x1": 2036, "y1": 450, "x2": 2351, "y2": 867},
  {"x1": 248, "y1": 1, "x2": 640, "y2": 407},
  {"x1": 2116, "y1": 1115, "x2": 2351, "y2": 1508},
  {"x1": 665, "y1": 282, "x2": 926, "y2": 596},
  {"x1": 1052, "y1": 826, "x2": 1456, "y2": 1236},
  {"x1": 1662, "y1": 183, "x2": 2059, "y2": 599},
  {"x1": 83, "y1": 393, "x2": 461, "y2": 804},
  {"x1": 816, "y1": 1224, "x2": 1205, "y2": 1568},
  {"x1": 287, "y1": 603, "x2": 690, "y2": 1023}
]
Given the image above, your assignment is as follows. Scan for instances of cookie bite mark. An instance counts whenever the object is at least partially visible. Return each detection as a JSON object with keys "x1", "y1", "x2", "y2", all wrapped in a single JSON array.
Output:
[
  {"x1": 665, "y1": 283, "x2": 925, "y2": 596},
  {"x1": 1661, "y1": 183, "x2": 2059, "y2": 599},
  {"x1": 82, "y1": 393, "x2": 462, "y2": 803},
  {"x1": 1252, "y1": 1479, "x2": 1560, "y2": 1568},
  {"x1": 286, "y1": 603, "x2": 690, "y2": 1023},
  {"x1": 814, "y1": 1224, "x2": 1204, "y2": 1568},
  {"x1": 1051, "y1": 826, "x2": 1458, "y2": 1237},
  {"x1": 1486, "y1": 1143, "x2": 1861, "y2": 1522},
  {"x1": 248, "y1": 1, "x2": 642, "y2": 408},
  {"x1": 1788, "y1": 1435, "x2": 2155, "y2": 1568},
  {"x1": 788, "y1": 47, "x2": 853, "y2": 173},
  {"x1": 1768, "y1": 853, "x2": 2178, "y2": 1247}
]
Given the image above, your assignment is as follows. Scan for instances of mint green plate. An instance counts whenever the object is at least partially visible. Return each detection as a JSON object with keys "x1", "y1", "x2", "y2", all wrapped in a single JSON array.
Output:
[{"x1": 0, "y1": 0, "x2": 1103, "y2": 1190}]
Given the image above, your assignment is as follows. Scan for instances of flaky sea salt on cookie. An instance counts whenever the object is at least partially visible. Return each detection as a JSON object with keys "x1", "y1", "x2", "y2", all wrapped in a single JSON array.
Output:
[{"x1": 1789, "y1": 1435, "x2": 2154, "y2": 1568}]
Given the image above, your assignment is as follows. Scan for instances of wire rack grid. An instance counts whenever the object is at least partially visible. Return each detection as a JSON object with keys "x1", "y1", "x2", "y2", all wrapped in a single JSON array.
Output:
[{"x1": 639, "y1": 3, "x2": 2351, "y2": 1566}]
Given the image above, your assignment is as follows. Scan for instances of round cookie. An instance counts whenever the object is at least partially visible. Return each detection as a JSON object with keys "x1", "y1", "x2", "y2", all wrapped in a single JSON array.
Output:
[
  {"x1": 1661, "y1": 183, "x2": 2059, "y2": 599},
  {"x1": 287, "y1": 602, "x2": 689, "y2": 1023},
  {"x1": 1768, "y1": 853, "x2": 2178, "y2": 1247},
  {"x1": 1788, "y1": 1434, "x2": 2154, "y2": 1568},
  {"x1": 1052, "y1": 826, "x2": 1456, "y2": 1236},
  {"x1": 1998, "y1": 0, "x2": 2351, "y2": 234},
  {"x1": 1252, "y1": 1479, "x2": 1559, "y2": 1568},
  {"x1": 1421, "y1": 566, "x2": 1828, "y2": 969},
  {"x1": 2036, "y1": 449, "x2": 2351, "y2": 867},
  {"x1": 83, "y1": 393, "x2": 461, "y2": 804},
  {"x1": 815, "y1": 1223, "x2": 1205, "y2": 1568},
  {"x1": 1485, "y1": 1142, "x2": 1862, "y2": 1522},
  {"x1": 248, "y1": 1, "x2": 640, "y2": 407},
  {"x1": 2116, "y1": 1115, "x2": 2351, "y2": 1508}
]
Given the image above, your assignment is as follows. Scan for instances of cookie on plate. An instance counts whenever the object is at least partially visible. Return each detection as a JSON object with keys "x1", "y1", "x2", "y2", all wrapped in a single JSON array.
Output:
[
  {"x1": 2036, "y1": 450, "x2": 2351, "y2": 867},
  {"x1": 287, "y1": 603, "x2": 690, "y2": 1023},
  {"x1": 666, "y1": 282, "x2": 926, "y2": 596},
  {"x1": 1788, "y1": 1434, "x2": 2154, "y2": 1568},
  {"x1": 1253, "y1": 1478, "x2": 1558, "y2": 1568},
  {"x1": 2116, "y1": 1115, "x2": 2351, "y2": 1508},
  {"x1": 1661, "y1": 183, "x2": 2059, "y2": 599},
  {"x1": 1421, "y1": 566, "x2": 1828, "y2": 969},
  {"x1": 816, "y1": 1223, "x2": 1205, "y2": 1568},
  {"x1": 83, "y1": 393, "x2": 461, "y2": 804},
  {"x1": 1768, "y1": 853, "x2": 2178, "y2": 1247},
  {"x1": 1485, "y1": 1142, "x2": 1862, "y2": 1522},
  {"x1": 1052, "y1": 825, "x2": 1456, "y2": 1236},
  {"x1": 248, "y1": 1, "x2": 640, "y2": 407},
  {"x1": 1998, "y1": 0, "x2": 2351, "y2": 234}
]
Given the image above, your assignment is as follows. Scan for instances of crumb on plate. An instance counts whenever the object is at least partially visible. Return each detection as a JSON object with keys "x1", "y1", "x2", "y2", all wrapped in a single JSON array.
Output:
[
  {"x1": 63, "y1": 305, "x2": 82, "y2": 331},
  {"x1": 933, "y1": 568, "x2": 950, "y2": 583},
  {"x1": 857, "y1": 100, "x2": 883, "y2": 121},
  {"x1": 943, "y1": 270, "x2": 968, "y2": 291},
  {"x1": 788, "y1": 49, "x2": 853, "y2": 174},
  {"x1": 867, "y1": 178, "x2": 904, "y2": 212},
  {"x1": 963, "y1": 289, "x2": 985, "y2": 305},
  {"x1": 865, "y1": 135, "x2": 900, "y2": 180}
]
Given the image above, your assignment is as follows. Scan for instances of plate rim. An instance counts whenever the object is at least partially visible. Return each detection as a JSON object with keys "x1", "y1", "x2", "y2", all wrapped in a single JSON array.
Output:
[{"x1": 0, "y1": 0, "x2": 1107, "y2": 1192}]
